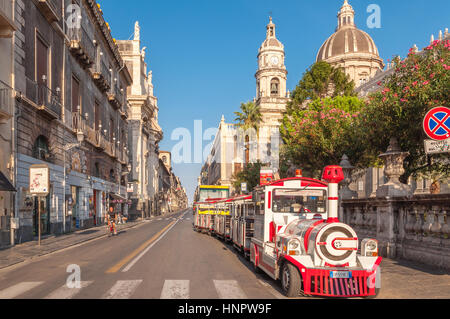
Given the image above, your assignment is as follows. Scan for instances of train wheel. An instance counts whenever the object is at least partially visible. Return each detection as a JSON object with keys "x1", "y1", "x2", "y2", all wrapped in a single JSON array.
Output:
[{"x1": 281, "y1": 263, "x2": 302, "y2": 298}]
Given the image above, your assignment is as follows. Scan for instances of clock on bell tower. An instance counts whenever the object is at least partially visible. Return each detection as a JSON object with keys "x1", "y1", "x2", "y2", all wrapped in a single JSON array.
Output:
[{"x1": 255, "y1": 17, "x2": 289, "y2": 127}]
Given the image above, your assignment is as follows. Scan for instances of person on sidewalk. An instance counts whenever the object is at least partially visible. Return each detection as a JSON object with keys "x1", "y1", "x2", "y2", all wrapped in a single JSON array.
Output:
[{"x1": 107, "y1": 206, "x2": 118, "y2": 236}]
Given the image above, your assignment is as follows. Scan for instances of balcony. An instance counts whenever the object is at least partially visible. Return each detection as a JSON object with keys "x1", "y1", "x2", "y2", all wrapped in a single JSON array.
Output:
[
  {"x1": 108, "y1": 84, "x2": 124, "y2": 110},
  {"x1": 90, "y1": 58, "x2": 111, "y2": 92},
  {"x1": 26, "y1": 78, "x2": 62, "y2": 119},
  {"x1": 68, "y1": 26, "x2": 95, "y2": 67},
  {"x1": 0, "y1": 0, "x2": 16, "y2": 38},
  {"x1": 0, "y1": 80, "x2": 13, "y2": 123},
  {"x1": 119, "y1": 107, "x2": 128, "y2": 120},
  {"x1": 36, "y1": 0, "x2": 60, "y2": 23}
]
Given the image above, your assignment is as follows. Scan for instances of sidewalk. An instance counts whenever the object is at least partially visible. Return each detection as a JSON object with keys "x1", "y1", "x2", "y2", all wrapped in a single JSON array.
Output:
[{"x1": 0, "y1": 219, "x2": 146, "y2": 270}]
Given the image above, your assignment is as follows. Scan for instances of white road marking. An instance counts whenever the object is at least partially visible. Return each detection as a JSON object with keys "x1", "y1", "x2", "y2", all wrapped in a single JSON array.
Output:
[
  {"x1": 157, "y1": 218, "x2": 162, "y2": 221},
  {"x1": 0, "y1": 282, "x2": 44, "y2": 299},
  {"x1": 213, "y1": 280, "x2": 247, "y2": 299},
  {"x1": 121, "y1": 219, "x2": 180, "y2": 272},
  {"x1": 160, "y1": 280, "x2": 190, "y2": 299},
  {"x1": 102, "y1": 280, "x2": 142, "y2": 299},
  {"x1": 44, "y1": 281, "x2": 93, "y2": 299}
]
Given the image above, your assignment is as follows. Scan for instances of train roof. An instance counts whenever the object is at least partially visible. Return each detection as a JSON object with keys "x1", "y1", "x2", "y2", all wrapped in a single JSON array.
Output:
[{"x1": 257, "y1": 177, "x2": 328, "y2": 189}]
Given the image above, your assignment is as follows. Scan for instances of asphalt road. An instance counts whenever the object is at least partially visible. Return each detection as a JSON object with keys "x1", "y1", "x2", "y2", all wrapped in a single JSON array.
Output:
[
  {"x1": 0, "y1": 209, "x2": 283, "y2": 299},
  {"x1": 0, "y1": 208, "x2": 448, "y2": 299}
]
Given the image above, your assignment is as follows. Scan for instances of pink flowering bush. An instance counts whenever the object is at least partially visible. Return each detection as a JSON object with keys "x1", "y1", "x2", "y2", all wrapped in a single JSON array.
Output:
[
  {"x1": 359, "y1": 39, "x2": 450, "y2": 181},
  {"x1": 281, "y1": 96, "x2": 365, "y2": 176}
]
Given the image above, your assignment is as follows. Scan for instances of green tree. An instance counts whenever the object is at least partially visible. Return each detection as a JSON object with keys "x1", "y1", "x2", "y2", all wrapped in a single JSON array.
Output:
[
  {"x1": 232, "y1": 161, "x2": 264, "y2": 193},
  {"x1": 359, "y1": 39, "x2": 450, "y2": 182},
  {"x1": 288, "y1": 61, "x2": 355, "y2": 111},
  {"x1": 281, "y1": 96, "x2": 366, "y2": 178}
]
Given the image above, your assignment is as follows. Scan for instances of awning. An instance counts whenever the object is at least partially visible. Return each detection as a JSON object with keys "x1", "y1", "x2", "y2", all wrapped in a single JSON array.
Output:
[
  {"x1": 0, "y1": 171, "x2": 15, "y2": 192},
  {"x1": 109, "y1": 193, "x2": 128, "y2": 203}
]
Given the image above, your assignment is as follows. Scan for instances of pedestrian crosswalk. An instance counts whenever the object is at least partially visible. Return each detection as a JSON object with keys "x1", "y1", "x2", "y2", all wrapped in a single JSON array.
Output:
[{"x1": 0, "y1": 279, "x2": 260, "y2": 299}]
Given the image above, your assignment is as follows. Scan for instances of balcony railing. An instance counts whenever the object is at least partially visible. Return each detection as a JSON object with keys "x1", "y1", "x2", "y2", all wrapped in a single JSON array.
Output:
[
  {"x1": 0, "y1": 0, "x2": 15, "y2": 38},
  {"x1": 108, "y1": 84, "x2": 124, "y2": 109},
  {"x1": 36, "y1": 0, "x2": 60, "y2": 23},
  {"x1": 68, "y1": 26, "x2": 95, "y2": 67},
  {"x1": 90, "y1": 57, "x2": 111, "y2": 92},
  {"x1": 26, "y1": 78, "x2": 62, "y2": 119},
  {"x1": 0, "y1": 80, "x2": 13, "y2": 123}
]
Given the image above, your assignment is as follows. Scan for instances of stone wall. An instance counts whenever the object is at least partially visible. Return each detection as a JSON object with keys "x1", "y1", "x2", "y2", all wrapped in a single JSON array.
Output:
[{"x1": 341, "y1": 194, "x2": 450, "y2": 270}]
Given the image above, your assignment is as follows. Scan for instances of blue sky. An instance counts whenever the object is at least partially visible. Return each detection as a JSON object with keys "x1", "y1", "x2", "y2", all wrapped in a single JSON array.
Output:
[{"x1": 99, "y1": 0, "x2": 450, "y2": 203}]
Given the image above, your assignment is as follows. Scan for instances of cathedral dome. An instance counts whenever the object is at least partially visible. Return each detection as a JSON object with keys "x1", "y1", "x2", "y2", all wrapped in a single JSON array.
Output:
[
  {"x1": 316, "y1": 0, "x2": 381, "y2": 62},
  {"x1": 317, "y1": 27, "x2": 379, "y2": 61},
  {"x1": 315, "y1": 0, "x2": 384, "y2": 87}
]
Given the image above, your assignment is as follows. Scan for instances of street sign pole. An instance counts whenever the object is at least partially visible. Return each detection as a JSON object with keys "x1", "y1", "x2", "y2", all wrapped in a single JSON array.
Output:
[{"x1": 38, "y1": 196, "x2": 41, "y2": 246}]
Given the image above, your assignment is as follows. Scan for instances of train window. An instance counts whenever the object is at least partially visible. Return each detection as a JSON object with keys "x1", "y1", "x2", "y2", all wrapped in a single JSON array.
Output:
[
  {"x1": 247, "y1": 204, "x2": 255, "y2": 216},
  {"x1": 272, "y1": 189, "x2": 326, "y2": 214}
]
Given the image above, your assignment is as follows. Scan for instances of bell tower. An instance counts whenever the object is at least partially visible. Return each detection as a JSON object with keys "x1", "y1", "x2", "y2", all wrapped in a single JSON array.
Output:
[{"x1": 255, "y1": 17, "x2": 289, "y2": 127}]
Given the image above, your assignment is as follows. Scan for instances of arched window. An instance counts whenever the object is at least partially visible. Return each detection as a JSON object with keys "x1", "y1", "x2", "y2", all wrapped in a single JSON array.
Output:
[
  {"x1": 162, "y1": 156, "x2": 167, "y2": 164},
  {"x1": 94, "y1": 162, "x2": 100, "y2": 178},
  {"x1": 32, "y1": 136, "x2": 50, "y2": 161},
  {"x1": 270, "y1": 78, "x2": 280, "y2": 96}
]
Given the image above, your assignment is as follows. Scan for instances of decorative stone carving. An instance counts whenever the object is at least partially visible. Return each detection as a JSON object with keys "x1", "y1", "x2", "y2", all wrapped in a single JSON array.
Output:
[
  {"x1": 376, "y1": 138, "x2": 412, "y2": 198},
  {"x1": 339, "y1": 154, "x2": 358, "y2": 199}
]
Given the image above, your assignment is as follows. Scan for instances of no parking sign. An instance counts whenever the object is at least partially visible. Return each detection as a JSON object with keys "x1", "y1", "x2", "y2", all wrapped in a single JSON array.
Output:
[{"x1": 423, "y1": 106, "x2": 450, "y2": 141}]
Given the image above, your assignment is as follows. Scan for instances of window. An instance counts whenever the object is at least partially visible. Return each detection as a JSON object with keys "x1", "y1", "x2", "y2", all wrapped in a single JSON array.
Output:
[
  {"x1": 36, "y1": 36, "x2": 48, "y2": 86},
  {"x1": 94, "y1": 101, "x2": 100, "y2": 131},
  {"x1": 162, "y1": 156, "x2": 167, "y2": 163},
  {"x1": 270, "y1": 78, "x2": 280, "y2": 96},
  {"x1": 94, "y1": 162, "x2": 100, "y2": 178},
  {"x1": 33, "y1": 136, "x2": 50, "y2": 161},
  {"x1": 71, "y1": 76, "x2": 80, "y2": 113},
  {"x1": 109, "y1": 118, "x2": 114, "y2": 142},
  {"x1": 271, "y1": 188, "x2": 327, "y2": 215}
]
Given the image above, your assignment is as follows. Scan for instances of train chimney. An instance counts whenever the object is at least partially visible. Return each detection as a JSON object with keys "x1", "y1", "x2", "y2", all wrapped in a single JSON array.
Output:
[
  {"x1": 322, "y1": 165, "x2": 344, "y2": 223},
  {"x1": 295, "y1": 169, "x2": 302, "y2": 177}
]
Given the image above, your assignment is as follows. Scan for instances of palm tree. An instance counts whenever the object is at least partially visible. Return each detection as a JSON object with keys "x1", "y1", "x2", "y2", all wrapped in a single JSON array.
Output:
[
  {"x1": 234, "y1": 101, "x2": 263, "y2": 166},
  {"x1": 234, "y1": 101, "x2": 262, "y2": 131}
]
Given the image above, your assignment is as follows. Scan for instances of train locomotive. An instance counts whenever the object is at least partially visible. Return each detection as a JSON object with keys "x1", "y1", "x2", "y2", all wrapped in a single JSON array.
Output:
[{"x1": 193, "y1": 165, "x2": 381, "y2": 298}]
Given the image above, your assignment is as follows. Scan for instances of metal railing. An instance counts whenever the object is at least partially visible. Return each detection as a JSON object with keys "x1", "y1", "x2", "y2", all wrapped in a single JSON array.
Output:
[
  {"x1": 26, "y1": 77, "x2": 62, "y2": 118},
  {"x1": 68, "y1": 25, "x2": 96, "y2": 64}
]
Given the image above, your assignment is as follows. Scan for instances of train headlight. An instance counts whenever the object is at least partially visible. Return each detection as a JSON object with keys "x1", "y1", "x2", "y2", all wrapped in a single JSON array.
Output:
[
  {"x1": 287, "y1": 239, "x2": 301, "y2": 256},
  {"x1": 361, "y1": 238, "x2": 378, "y2": 257}
]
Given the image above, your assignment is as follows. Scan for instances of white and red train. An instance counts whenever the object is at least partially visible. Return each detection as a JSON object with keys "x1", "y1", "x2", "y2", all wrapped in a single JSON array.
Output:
[{"x1": 193, "y1": 166, "x2": 381, "y2": 298}]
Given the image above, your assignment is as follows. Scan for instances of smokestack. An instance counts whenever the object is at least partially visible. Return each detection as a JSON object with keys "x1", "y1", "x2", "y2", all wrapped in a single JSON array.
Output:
[{"x1": 322, "y1": 165, "x2": 344, "y2": 223}]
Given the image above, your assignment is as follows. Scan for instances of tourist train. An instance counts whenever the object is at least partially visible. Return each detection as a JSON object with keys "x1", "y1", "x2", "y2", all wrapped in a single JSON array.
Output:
[{"x1": 193, "y1": 166, "x2": 381, "y2": 298}]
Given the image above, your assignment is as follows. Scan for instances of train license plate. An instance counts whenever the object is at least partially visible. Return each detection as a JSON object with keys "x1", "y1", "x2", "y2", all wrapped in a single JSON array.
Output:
[{"x1": 330, "y1": 271, "x2": 352, "y2": 279}]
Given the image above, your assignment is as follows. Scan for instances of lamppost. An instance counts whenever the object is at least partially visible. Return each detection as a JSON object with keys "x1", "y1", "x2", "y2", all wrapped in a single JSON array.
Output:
[{"x1": 62, "y1": 109, "x2": 85, "y2": 233}]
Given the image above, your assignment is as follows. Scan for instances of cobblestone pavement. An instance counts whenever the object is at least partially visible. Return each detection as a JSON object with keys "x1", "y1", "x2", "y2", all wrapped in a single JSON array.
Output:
[{"x1": 378, "y1": 258, "x2": 450, "y2": 299}]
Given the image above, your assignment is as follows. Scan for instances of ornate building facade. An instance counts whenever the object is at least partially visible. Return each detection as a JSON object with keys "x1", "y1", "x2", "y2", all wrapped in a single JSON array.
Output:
[
  {"x1": 10, "y1": 0, "x2": 132, "y2": 245},
  {"x1": 316, "y1": 0, "x2": 384, "y2": 87},
  {"x1": 0, "y1": 0, "x2": 16, "y2": 247},
  {"x1": 117, "y1": 22, "x2": 163, "y2": 219}
]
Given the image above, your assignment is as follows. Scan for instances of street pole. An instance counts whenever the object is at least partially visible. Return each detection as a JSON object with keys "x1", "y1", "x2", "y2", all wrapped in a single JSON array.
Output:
[{"x1": 38, "y1": 196, "x2": 41, "y2": 246}]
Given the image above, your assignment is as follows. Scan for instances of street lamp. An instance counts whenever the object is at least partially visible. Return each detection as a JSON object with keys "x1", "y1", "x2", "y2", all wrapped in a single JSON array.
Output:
[{"x1": 62, "y1": 124, "x2": 85, "y2": 233}]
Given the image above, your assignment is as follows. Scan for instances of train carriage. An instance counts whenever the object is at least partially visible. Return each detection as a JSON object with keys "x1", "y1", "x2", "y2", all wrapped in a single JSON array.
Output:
[
  {"x1": 229, "y1": 195, "x2": 254, "y2": 257},
  {"x1": 193, "y1": 166, "x2": 381, "y2": 298}
]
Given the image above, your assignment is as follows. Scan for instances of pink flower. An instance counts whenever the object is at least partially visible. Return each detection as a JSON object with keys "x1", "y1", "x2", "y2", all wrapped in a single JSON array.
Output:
[
  {"x1": 412, "y1": 81, "x2": 418, "y2": 86},
  {"x1": 423, "y1": 81, "x2": 429, "y2": 86}
]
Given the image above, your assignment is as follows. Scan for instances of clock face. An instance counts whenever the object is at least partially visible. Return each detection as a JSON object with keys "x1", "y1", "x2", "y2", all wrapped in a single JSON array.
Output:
[{"x1": 270, "y1": 56, "x2": 279, "y2": 65}]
